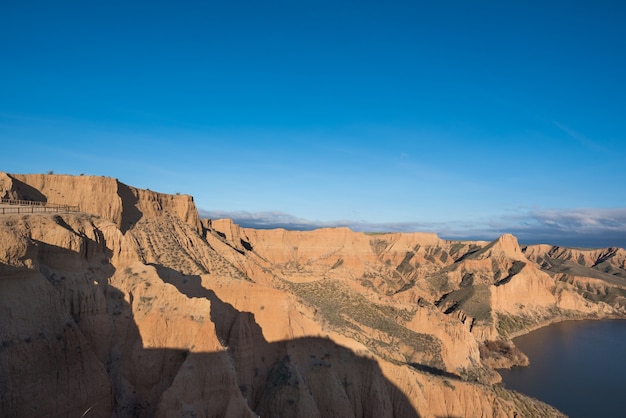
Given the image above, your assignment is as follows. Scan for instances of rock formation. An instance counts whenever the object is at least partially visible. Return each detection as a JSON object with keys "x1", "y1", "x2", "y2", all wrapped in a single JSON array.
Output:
[{"x1": 3, "y1": 171, "x2": 625, "y2": 417}]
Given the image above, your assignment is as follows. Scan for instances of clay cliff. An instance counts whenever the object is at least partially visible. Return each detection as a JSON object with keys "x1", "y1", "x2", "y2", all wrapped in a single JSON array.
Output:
[
  {"x1": 0, "y1": 172, "x2": 201, "y2": 233},
  {"x1": 2, "y1": 172, "x2": 625, "y2": 417}
]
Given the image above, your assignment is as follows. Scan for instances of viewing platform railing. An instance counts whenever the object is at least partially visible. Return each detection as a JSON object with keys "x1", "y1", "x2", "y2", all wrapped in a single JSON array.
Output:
[{"x1": 0, "y1": 198, "x2": 80, "y2": 215}]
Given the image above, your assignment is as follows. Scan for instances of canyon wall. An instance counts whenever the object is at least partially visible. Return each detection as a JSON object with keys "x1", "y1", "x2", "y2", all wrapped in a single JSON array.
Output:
[
  {"x1": 4, "y1": 172, "x2": 625, "y2": 417},
  {"x1": 1, "y1": 172, "x2": 201, "y2": 233}
]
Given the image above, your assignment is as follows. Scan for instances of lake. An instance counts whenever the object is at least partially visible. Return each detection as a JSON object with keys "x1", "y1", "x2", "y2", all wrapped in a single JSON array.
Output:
[{"x1": 498, "y1": 320, "x2": 626, "y2": 418}]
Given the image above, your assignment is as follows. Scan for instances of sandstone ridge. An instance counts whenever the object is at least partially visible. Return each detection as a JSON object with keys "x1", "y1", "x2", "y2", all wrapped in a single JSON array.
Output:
[{"x1": 3, "y1": 172, "x2": 625, "y2": 417}]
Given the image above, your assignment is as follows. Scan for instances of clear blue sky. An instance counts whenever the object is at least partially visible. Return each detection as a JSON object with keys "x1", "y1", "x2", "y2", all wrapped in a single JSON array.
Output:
[{"x1": 1, "y1": 1, "x2": 625, "y2": 247}]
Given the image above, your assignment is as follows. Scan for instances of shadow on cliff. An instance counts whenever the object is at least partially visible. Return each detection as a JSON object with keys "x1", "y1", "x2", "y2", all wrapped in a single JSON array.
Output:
[
  {"x1": 0, "y1": 261, "x2": 39, "y2": 277},
  {"x1": 0, "y1": 237, "x2": 117, "y2": 418},
  {"x1": 6, "y1": 175, "x2": 48, "y2": 202},
  {"x1": 1, "y1": 237, "x2": 422, "y2": 417},
  {"x1": 138, "y1": 263, "x2": 422, "y2": 417},
  {"x1": 116, "y1": 181, "x2": 143, "y2": 233},
  {"x1": 409, "y1": 363, "x2": 461, "y2": 381}
]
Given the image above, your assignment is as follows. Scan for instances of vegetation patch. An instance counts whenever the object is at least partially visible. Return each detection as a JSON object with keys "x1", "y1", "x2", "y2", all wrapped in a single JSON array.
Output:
[
  {"x1": 493, "y1": 385, "x2": 565, "y2": 417},
  {"x1": 480, "y1": 340, "x2": 528, "y2": 368},
  {"x1": 449, "y1": 242, "x2": 465, "y2": 254},
  {"x1": 495, "y1": 261, "x2": 526, "y2": 286},
  {"x1": 369, "y1": 238, "x2": 389, "y2": 256},
  {"x1": 396, "y1": 251, "x2": 416, "y2": 275},
  {"x1": 189, "y1": 315, "x2": 205, "y2": 323},
  {"x1": 579, "y1": 284, "x2": 626, "y2": 308},
  {"x1": 427, "y1": 271, "x2": 455, "y2": 294},
  {"x1": 330, "y1": 258, "x2": 344, "y2": 269},
  {"x1": 394, "y1": 279, "x2": 416, "y2": 295},
  {"x1": 544, "y1": 258, "x2": 626, "y2": 285},
  {"x1": 138, "y1": 296, "x2": 156, "y2": 311},
  {"x1": 496, "y1": 313, "x2": 535, "y2": 338},
  {"x1": 289, "y1": 279, "x2": 443, "y2": 367},
  {"x1": 437, "y1": 285, "x2": 492, "y2": 321}
]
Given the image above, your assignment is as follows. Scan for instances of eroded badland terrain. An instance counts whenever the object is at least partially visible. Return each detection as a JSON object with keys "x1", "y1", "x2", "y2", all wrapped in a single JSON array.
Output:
[{"x1": 2, "y1": 172, "x2": 626, "y2": 417}]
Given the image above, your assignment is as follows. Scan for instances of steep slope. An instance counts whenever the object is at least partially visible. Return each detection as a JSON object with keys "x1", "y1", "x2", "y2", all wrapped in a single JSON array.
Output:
[
  {"x1": 523, "y1": 244, "x2": 626, "y2": 284},
  {"x1": 1, "y1": 172, "x2": 201, "y2": 233},
  {"x1": 6, "y1": 171, "x2": 625, "y2": 417},
  {"x1": 2, "y1": 211, "x2": 543, "y2": 418},
  {"x1": 207, "y1": 221, "x2": 626, "y2": 373},
  {"x1": 0, "y1": 213, "x2": 119, "y2": 417}
]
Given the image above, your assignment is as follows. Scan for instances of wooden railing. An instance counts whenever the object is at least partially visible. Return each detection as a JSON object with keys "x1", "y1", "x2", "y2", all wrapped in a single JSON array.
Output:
[{"x1": 0, "y1": 198, "x2": 80, "y2": 215}]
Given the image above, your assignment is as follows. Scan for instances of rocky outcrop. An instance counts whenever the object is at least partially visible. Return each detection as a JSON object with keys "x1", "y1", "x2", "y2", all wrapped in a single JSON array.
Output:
[
  {"x1": 4, "y1": 172, "x2": 624, "y2": 417},
  {"x1": 523, "y1": 244, "x2": 626, "y2": 282},
  {"x1": 0, "y1": 212, "x2": 427, "y2": 417},
  {"x1": 0, "y1": 268, "x2": 114, "y2": 418},
  {"x1": 2, "y1": 172, "x2": 201, "y2": 233},
  {"x1": 0, "y1": 213, "x2": 119, "y2": 417}
]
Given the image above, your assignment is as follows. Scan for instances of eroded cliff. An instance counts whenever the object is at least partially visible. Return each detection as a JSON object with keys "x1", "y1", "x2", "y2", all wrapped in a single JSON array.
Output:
[{"x1": 4, "y1": 172, "x2": 625, "y2": 417}]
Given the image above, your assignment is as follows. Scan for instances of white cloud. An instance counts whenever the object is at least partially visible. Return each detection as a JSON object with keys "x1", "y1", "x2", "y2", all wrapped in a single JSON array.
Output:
[
  {"x1": 199, "y1": 209, "x2": 440, "y2": 233},
  {"x1": 199, "y1": 207, "x2": 626, "y2": 249},
  {"x1": 497, "y1": 208, "x2": 626, "y2": 248},
  {"x1": 553, "y1": 121, "x2": 608, "y2": 153},
  {"x1": 199, "y1": 210, "x2": 325, "y2": 230}
]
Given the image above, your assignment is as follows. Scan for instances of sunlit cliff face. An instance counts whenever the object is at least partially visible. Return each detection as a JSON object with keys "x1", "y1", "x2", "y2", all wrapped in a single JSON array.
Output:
[{"x1": 3, "y1": 172, "x2": 625, "y2": 417}]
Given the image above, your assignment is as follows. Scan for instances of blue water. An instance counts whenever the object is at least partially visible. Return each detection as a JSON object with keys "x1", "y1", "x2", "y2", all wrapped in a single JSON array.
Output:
[{"x1": 498, "y1": 320, "x2": 626, "y2": 418}]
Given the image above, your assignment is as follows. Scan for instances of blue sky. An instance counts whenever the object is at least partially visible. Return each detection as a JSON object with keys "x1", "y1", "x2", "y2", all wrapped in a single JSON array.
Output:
[{"x1": 1, "y1": 1, "x2": 625, "y2": 247}]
